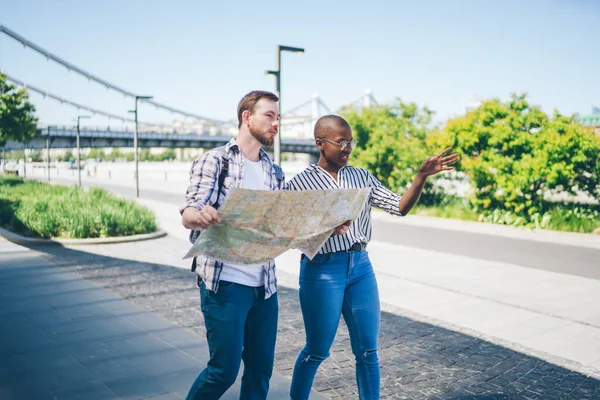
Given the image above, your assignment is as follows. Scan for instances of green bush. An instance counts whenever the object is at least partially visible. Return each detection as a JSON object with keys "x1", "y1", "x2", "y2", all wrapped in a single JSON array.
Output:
[
  {"x1": 544, "y1": 205, "x2": 600, "y2": 233},
  {"x1": 428, "y1": 94, "x2": 600, "y2": 221},
  {"x1": 0, "y1": 177, "x2": 156, "y2": 238},
  {"x1": 340, "y1": 100, "x2": 450, "y2": 206},
  {"x1": 413, "y1": 197, "x2": 479, "y2": 221},
  {"x1": 477, "y1": 204, "x2": 600, "y2": 233},
  {"x1": 411, "y1": 198, "x2": 600, "y2": 233}
]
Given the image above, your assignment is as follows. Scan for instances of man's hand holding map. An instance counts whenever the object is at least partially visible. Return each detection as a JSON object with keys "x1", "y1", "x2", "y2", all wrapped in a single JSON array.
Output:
[{"x1": 184, "y1": 188, "x2": 370, "y2": 265}]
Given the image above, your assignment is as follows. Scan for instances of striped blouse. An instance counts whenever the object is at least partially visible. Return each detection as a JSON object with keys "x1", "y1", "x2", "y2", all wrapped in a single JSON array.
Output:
[{"x1": 287, "y1": 164, "x2": 403, "y2": 254}]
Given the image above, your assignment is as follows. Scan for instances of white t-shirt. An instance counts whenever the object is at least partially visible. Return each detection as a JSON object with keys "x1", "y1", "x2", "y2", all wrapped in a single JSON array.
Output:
[{"x1": 219, "y1": 156, "x2": 266, "y2": 287}]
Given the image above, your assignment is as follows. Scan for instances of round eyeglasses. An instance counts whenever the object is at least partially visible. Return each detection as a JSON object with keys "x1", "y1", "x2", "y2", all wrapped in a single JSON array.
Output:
[{"x1": 318, "y1": 138, "x2": 358, "y2": 149}]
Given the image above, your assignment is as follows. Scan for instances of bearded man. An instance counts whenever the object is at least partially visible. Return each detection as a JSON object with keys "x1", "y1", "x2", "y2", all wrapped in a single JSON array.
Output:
[{"x1": 181, "y1": 90, "x2": 285, "y2": 399}]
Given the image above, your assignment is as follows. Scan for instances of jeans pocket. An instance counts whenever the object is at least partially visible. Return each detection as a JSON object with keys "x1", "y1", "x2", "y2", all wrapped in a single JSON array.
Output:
[
  {"x1": 300, "y1": 253, "x2": 337, "y2": 283},
  {"x1": 303, "y1": 253, "x2": 333, "y2": 265},
  {"x1": 218, "y1": 280, "x2": 236, "y2": 289}
]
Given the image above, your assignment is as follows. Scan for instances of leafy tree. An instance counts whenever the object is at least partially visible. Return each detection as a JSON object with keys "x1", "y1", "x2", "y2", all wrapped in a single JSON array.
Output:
[
  {"x1": 63, "y1": 150, "x2": 74, "y2": 162},
  {"x1": 428, "y1": 93, "x2": 600, "y2": 220},
  {"x1": 86, "y1": 148, "x2": 104, "y2": 161},
  {"x1": 0, "y1": 73, "x2": 38, "y2": 146},
  {"x1": 105, "y1": 148, "x2": 122, "y2": 162},
  {"x1": 140, "y1": 148, "x2": 153, "y2": 162},
  {"x1": 156, "y1": 148, "x2": 176, "y2": 161},
  {"x1": 29, "y1": 150, "x2": 43, "y2": 162},
  {"x1": 7, "y1": 150, "x2": 24, "y2": 160},
  {"x1": 340, "y1": 99, "x2": 444, "y2": 205}
]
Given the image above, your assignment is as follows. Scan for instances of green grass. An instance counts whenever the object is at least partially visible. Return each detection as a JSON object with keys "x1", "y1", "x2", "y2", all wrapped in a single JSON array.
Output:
[
  {"x1": 413, "y1": 198, "x2": 479, "y2": 221},
  {"x1": 543, "y1": 206, "x2": 600, "y2": 233},
  {"x1": 0, "y1": 176, "x2": 157, "y2": 239},
  {"x1": 411, "y1": 197, "x2": 600, "y2": 233}
]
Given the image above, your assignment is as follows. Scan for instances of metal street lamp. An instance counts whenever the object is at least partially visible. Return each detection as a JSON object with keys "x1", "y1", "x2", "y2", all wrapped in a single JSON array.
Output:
[
  {"x1": 129, "y1": 95, "x2": 153, "y2": 198},
  {"x1": 266, "y1": 45, "x2": 304, "y2": 165},
  {"x1": 23, "y1": 143, "x2": 27, "y2": 179},
  {"x1": 46, "y1": 125, "x2": 57, "y2": 182},
  {"x1": 76, "y1": 116, "x2": 90, "y2": 188}
]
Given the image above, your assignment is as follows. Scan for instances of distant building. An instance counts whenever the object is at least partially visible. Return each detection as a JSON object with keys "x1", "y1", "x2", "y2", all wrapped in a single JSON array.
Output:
[
  {"x1": 142, "y1": 120, "x2": 237, "y2": 136},
  {"x1": 575, "y1": 107, "x2": 600, "y2": 135}
]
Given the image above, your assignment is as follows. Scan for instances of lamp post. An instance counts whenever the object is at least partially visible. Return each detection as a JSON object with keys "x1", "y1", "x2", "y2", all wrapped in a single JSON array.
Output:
[
  {"x1": 129, "y1": 95, "x2": 153, "y2": 198},
  {"x1": 266, "y1": 45, "x2": 304, "y2": 165},
  {"x1": 46, "y1": 125, "x2": 56, "y2": 182},
  {"x1": 76, "y1": 116, "x2": 90, "y2": 188},
  {"x1": 23, "y1": 143, "x2": 26, "y2": 179}
]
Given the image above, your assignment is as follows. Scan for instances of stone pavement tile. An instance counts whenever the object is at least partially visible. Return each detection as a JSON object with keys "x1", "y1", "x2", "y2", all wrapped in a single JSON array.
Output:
[
  {"x1": 0, "y1": 324, "x2": 55, "y2": 353},
  {"x1": 0, "y1": 346, "x2": 71, "y2": 375},
  {"x1": 39, "y1": 319, "x2": 85, "y2": 336},
  {"x1": 0, "y1": 382, "x2": 55, "y2": 400},
  {"x1": 102, "y1": 375, "x2": 171, "y2": 400},
  {"x1": 0, "y1": 355, "x2": 96, "y2": 390},
  {"x1": 47, "y1": 302, "x2": 109, "y2": 321},
  {"x1": 153, "y1": 367, "x2": 200, "y2": 398},
  {"x1": 140, "y1": 393, "x2": 183, "y2": 400},
  {"x1": 104, "y1": 332, "x2": 178, "y2": 357},
  {"x1": 49, "y1": 319, "x2": 145, "y2": 347},
  {"x1": 127, "y1": 348, "x2": 202, "y2": 376},
  {"x1": 0, "y1": 310, "x2": 35, "y2": 329},
  {"x1": 149, "y1": 326, "x2": 210, "y2": 362},
  {"x1": 119, "y1": 309, "x2": 177, "y2": 331},
  {"x1": 83, "y1": 356, "x2": 150, "y2": 382},
  {"x1": 48, "y1": 379, "x2": 119, "y2": 400},
  {"x1": 61, "y1": 340, "x2": 123, "y2": 364}
]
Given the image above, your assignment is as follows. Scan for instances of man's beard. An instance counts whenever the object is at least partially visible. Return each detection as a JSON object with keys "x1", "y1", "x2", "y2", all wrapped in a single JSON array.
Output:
[{"x1": 249, "y1": 123, "x2": 275, "y2": 147}]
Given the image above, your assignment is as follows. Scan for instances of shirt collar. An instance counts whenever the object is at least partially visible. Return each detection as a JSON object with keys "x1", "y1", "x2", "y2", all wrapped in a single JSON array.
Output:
[
  {"x1": 311, "y1": 164, "x2": 347, "y2": 174},
  {"x1": 226, "y1": 138, "x2": 273, "y2": 164}
]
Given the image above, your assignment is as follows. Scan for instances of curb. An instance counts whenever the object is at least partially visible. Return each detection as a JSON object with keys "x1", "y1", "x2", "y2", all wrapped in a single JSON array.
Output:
[
  {"x1": 372, "y1": 212, "x2": 600, "y2": 250},
  {"x1": 0, "y1": 227, "x2": 167, "y2": 246}
]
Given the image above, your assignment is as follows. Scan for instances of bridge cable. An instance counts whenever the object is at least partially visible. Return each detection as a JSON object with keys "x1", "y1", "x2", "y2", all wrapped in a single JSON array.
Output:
[
  {"x1": 5, "y1": 73, "x2": 171, "y2": 127},
  {"x1": 0, "y1": 25, "x2": 227, "y2": 125}
]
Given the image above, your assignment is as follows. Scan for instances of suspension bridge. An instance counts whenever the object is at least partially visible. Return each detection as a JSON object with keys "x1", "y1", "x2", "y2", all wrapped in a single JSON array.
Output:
[{"x1": 0, "y1": 25, "x2": 378, "y2": 156}]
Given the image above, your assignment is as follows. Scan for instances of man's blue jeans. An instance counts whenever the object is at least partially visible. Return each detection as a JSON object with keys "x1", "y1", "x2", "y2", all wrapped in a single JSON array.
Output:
[
  {"x1": 186, "y1": 280, "x2": 278, "y2": 400},
  {"x1": 290, "y1": 250, "x2": 380, "y2": 400}
]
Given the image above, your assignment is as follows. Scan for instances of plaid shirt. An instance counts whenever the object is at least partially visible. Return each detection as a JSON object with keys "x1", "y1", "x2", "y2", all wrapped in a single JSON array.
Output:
[{"x1": 180, "y1": 138, "x2": 285, "y2": 299}]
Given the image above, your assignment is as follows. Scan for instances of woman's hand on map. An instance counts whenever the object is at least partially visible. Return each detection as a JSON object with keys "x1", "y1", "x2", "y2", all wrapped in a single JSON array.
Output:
[{"x1": 333, "y1": 220, "x2": 352, "y2": 235}]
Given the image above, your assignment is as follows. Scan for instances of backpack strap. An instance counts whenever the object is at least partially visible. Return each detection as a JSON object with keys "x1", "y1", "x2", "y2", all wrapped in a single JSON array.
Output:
[
  {"x1": 272, "y1": 163, "x2": 284, "y2": 188},
  {"x1": 213, "y1": 157, "x2": 229, "y2": 208},
  {"x1": 191, "y1": 156, "x2": 229, "y2": 272}
]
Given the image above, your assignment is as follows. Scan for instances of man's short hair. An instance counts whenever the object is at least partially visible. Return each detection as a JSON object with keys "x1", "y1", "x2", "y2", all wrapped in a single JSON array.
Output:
[
  {"x1": 314, "y1": 115, "x2": 351, "y2": 140},
  {"x1": 237, "y1": 91, "x2": 279, "y2": 128}
]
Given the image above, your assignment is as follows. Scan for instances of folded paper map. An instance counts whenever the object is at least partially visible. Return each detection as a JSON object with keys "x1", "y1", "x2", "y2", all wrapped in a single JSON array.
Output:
[{"x1": 183, "y1": 187, "x2": 370, "y2": 265}]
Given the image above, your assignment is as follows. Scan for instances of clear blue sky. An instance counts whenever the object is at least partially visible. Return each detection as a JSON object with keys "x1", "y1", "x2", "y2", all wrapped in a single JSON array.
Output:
[{"x1": 1, "y1": 0, "x2": 598, "y2": 129}]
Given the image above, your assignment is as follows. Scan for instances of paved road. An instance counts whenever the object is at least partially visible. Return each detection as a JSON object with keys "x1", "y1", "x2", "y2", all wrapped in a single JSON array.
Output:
[
  {"x1": 372, "y1": 221, "x2": 600, "y2": 280},
  {"x1": 34, "y1": 173, "x2": 600, "y2": 280}
]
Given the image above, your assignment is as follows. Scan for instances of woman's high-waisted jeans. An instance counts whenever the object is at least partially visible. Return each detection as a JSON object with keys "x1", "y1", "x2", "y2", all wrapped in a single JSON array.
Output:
[{"x1": 290, "y1": 250, "x2": 380, "y2": 400}]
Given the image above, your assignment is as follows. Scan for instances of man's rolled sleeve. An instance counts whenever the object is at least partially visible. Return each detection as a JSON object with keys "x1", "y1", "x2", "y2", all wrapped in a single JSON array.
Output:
[{"x1": 179, "y1": 153, "x2": 220, "y2": 215}]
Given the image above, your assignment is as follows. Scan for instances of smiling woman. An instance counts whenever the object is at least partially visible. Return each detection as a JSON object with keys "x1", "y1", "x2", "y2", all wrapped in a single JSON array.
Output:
[{"x1": 0, "y1": 177, "x2": 157, "y2": 239}]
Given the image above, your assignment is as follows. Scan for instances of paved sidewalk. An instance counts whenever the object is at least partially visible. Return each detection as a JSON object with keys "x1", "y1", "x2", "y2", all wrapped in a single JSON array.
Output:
[
  {"x1": 0, "y1": 238, "x2": 325, "y2": 400},
  {"x1": 2, "y1": 235, "x2": 596, "y2": 399}
]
